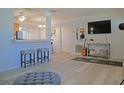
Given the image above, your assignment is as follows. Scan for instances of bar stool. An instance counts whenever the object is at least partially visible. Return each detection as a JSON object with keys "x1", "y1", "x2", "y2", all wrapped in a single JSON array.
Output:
[
  {"x1": 20, "y1": 49, "x2": 35, "y2": 68},
  {"x1": 37, "y1": 48, "x2": 49, "y2": 63}
]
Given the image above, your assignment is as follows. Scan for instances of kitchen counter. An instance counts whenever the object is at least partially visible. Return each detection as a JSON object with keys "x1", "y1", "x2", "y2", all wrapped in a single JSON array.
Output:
[{"x1": 11, "y1": 39, "x2": 50, "y2": 43}]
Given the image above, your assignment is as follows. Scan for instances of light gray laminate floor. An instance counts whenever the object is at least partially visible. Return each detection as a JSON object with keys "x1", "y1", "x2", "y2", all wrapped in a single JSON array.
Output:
[{"x1": 0, "y1": 53, "x2": 123, "y2": 85}]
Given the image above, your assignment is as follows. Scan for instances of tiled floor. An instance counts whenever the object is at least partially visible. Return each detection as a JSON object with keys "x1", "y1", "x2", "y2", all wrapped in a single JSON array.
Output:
[{"x1": 0, "y1": 53, "x2": 123, "y2": 85}]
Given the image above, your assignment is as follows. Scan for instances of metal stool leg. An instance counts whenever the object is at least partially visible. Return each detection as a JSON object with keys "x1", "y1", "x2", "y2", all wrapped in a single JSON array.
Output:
[
  {"x1": 37, "y1": 51, "x2": 39, "y2": 63},
  {"x1": 44, "y1": 51, "x2": 45, "y2": 61},
  {"x1": 41, "y1": 51, "x2": 43, "y2": 63},
  {"x1": 47, "y1": 50, "x2": 49, "y2": 61},
  {"x1": 33, "y1": 52, "x2": 35, "y2": 65},
  {"x1": 24, "y1": 54, "x2": 26, "y2": 68},
  {"x1": 21, "y1": 54, "x2": 23, "y2": 67},
  {"x1": 29, "y1": 53, "x2": 32, "y2": 65}
]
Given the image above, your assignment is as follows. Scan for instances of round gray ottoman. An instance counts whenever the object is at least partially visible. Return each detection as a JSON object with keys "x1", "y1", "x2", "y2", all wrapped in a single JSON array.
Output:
[{"x1": 14, "y1": 72, "x2": 61, "y2": 85}]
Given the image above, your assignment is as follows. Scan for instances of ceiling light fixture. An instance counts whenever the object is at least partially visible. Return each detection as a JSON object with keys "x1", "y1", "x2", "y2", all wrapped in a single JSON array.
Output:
[
  {"x1": 38, "y1": 24, "x2": 46, "y2": 28},
  {"x1": 18, "y1": 15, "x2": 26, "y2": 22},
  {"x1": 43, "y1": 24, "x2": 46, "y2": 28},
  {"x1": 38, "y1": 24, "x2": 43, "y2": 28}
]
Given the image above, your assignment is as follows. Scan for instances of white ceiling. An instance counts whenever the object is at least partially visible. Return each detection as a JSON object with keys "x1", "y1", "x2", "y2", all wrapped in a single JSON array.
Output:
[{"x1": 14, "y1": 8, "x2": 124, "y2": 24}]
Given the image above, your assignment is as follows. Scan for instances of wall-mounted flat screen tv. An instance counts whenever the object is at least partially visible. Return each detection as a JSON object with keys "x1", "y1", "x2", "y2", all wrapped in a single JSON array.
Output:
[{"x1": 88, "y1": 20, "x2": 111, "y2": 34}]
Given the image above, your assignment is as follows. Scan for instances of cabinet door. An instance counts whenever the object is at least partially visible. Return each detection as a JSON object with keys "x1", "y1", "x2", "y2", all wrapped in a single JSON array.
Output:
[{"x1": 13, "y1": 23, "x2": 19, "y2": 36}]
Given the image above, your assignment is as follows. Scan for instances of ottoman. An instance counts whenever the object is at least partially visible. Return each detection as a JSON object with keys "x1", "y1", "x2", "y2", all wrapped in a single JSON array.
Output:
[{"x1": 14, "y1": 72, "x2": 61, "y2": 85}]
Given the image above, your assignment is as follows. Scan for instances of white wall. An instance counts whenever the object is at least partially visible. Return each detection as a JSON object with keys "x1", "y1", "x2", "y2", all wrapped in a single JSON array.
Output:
[
  {"x1": 54, "y1": 15, "x2": 124, "y2": 59},
  {"x1": 111, "y1": 17, "x2": 124, "y2": 59},
  {"x1": 61, "y1": 24, "x2": 75, "y2": 53}
]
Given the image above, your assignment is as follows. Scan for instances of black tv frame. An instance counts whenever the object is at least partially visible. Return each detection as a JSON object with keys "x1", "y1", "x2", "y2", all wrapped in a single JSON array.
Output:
[{"x1": 88, "y1": 20, "x2": 111, "y2": 34}]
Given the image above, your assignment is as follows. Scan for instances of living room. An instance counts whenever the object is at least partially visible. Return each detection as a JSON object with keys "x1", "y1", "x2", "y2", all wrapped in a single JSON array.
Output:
[{"x1": 0, "y1": 8, "x2": 124, "y2": 85}]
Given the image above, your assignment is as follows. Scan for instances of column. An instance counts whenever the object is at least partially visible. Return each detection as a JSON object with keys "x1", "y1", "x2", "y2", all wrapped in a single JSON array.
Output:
[
  {"x1": 44, "y1": 10, "x2": 52, "y2": 61},
  {"x1": 44, "y1": 10, "x2": 52, "y2": 41}
]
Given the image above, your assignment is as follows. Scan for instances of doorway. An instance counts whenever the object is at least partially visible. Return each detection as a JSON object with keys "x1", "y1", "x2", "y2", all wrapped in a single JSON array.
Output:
[{"x1": 51, "y1": 26, "x2": 62, "y2": 54}]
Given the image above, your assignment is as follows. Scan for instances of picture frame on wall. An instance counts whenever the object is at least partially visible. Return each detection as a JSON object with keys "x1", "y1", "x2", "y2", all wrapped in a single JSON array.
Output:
[
  {"x1": 79, "y1": 26, "x2": 85, "y2": 40},
  {"x1": 76, "y1": 26, "x2": 85, "y2": 40}
]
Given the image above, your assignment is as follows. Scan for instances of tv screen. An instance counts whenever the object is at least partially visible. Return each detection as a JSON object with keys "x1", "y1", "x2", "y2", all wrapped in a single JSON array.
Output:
[{"x1": 88, "y1": 20, "x2": 111, "y2": 34}]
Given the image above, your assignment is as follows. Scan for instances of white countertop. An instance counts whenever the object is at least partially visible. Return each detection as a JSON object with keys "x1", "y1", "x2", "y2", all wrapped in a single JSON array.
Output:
[{"x1": 11, "y1": 39, "x2": 50, "y2": 43}]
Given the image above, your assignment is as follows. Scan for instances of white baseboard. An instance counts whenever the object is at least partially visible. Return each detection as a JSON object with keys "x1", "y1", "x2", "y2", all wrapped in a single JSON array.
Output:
[{"x1": 0, "y1": 65, "x2": 20, "y2": 73}]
